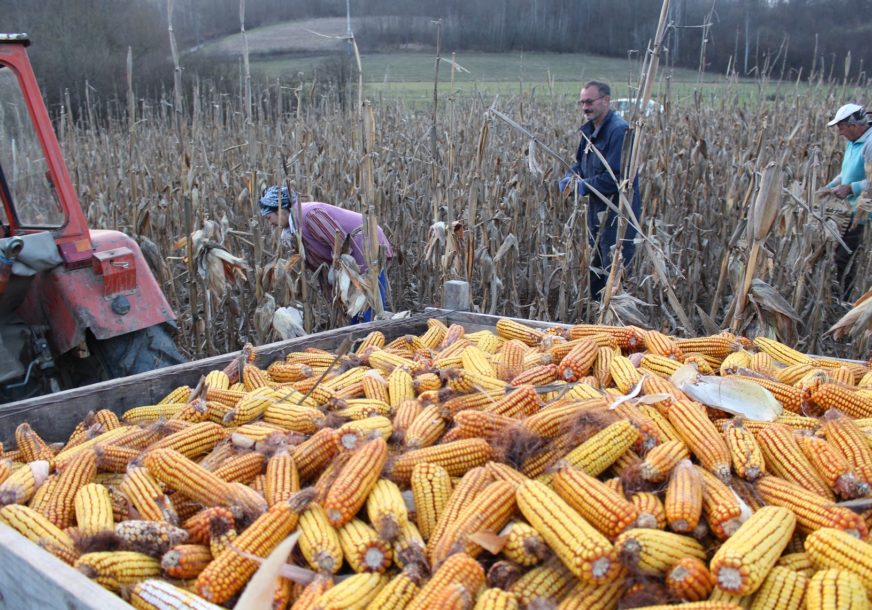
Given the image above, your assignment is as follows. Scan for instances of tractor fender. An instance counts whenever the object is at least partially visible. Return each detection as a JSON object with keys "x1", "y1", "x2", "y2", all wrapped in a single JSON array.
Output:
[{"x1": 19, "y1": 229, "x2": 177, "y2": 357}]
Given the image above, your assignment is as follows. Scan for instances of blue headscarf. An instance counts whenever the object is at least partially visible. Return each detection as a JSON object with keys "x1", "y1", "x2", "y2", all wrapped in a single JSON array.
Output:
[{"x1": 258, "y1": 186, "x2": 298, "y2": 216}]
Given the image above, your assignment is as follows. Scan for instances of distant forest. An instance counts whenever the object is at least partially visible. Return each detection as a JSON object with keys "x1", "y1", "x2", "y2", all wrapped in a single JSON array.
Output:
[{"x1": 1, "y1": 0, "x2": 869, "y2": 109}]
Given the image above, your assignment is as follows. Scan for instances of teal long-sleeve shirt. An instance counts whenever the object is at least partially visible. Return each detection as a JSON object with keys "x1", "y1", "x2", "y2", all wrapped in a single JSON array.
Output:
[{"x1": 826, "y1": 126, "x2": 872, "y2": 220}]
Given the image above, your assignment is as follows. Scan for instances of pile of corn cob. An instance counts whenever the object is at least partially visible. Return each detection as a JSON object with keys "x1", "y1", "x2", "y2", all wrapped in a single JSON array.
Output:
[{"x1": 1, "y1": 317, "x2": 872, "y2": 610}]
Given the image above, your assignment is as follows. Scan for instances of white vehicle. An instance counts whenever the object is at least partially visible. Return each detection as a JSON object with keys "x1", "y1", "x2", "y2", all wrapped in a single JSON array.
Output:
[{"x1": 612, "y1": 98, "x2": 663, "y2": 118}]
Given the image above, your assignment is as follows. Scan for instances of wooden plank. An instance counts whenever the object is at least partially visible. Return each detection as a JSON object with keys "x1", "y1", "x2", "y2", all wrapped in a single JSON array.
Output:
[
  {"x1": 0, "y1": 313, "x2": 438, "y2": 444},
  {"x1": 0, "y1": 524, "x2": 133, "y2": 610}
]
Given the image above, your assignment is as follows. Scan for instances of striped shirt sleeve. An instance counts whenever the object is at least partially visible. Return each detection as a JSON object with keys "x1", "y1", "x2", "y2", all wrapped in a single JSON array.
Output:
[{"x1": 306, "y1": 208, "x2": 346, "y2": 251}]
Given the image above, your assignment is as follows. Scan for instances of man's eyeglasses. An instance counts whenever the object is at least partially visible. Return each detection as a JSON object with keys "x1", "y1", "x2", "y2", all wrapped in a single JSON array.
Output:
[{"x1": 577, "y1": 96, "x2": 605, "y2": 106}]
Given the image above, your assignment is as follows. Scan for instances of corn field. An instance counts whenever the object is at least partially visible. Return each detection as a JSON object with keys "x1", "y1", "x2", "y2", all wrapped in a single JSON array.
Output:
[{"x1": 56, "y1": 75, "x2": 870, "y2": 361}]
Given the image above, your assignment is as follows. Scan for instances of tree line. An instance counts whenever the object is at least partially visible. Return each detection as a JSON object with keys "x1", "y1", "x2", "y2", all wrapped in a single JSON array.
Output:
[{"x1": 0, "y1": 0, "x2": 868, "y2": 112}]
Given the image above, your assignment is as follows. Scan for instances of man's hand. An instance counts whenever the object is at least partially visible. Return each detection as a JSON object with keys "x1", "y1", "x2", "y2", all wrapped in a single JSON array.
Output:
[
  {"x1": 559, "y1": 175, "x2": 584, "y2": 196},
  {"x1": 832, "y1": 184, "x2": 853, "y2": 199},
  {"x1": 815, "y1": 187, "x2": 832, "y2": 198},
  {"x1": 558, "y1": 175, "x2": 572, "y2": 193}
]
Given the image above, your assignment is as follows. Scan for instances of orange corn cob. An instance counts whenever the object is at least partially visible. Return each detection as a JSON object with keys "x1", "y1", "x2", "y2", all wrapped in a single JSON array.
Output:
[
  {"x1": 160, "y1": 543, "x2": 213, "y2": 579},
  {"x1": 810, "y1": 383, "x2": 872, "y2": 418},
  {"x1": 367, "y1": 572, "x2": 421, "y2": 609},
  {"x1": 390, "y1": 438, "x2": 493, "y2": 485},
  {"x1": 194, "y1": 495, "x2": 306, "y2": 604},
  {"x1": 15, "y1": 423, "x2": 55, "y2": 465},
  {"x1": 144, "y1": 448, "x2": 234, "y2": 507},
  {"x1": 516, "y1": 479, "x2": 621, "y2": 585},
  {"x1": 696, "y1": 466, "x2": 743, "y2": 540},
  {"x1": 484, "y1": 385, "x2": 542, "y2": 418},
  {"x1": 820, "y1": 411, "x2": 872, "y2": 486},
  {"x1": 211, "y1": 451, "x2": 265, "y2": 484},
  {"x1": 406, "y1": 552, "x2": 486, "y2": 610},
  {"x1": 0, "y1": 503, "x2": 77, "y2": 562},
  {"x1": 120, "y1": 466, "x2": 177, "y2": 524},
  {"x1": 552, "y1": 466, "x2": 637, "y2": 539},
  {"x1": 429, "y1": 479, "x2": 516, "y2": 565},
  {"x1": 556, "y1": 338, "x2": 599, "y2": 382},
  {"x1": 798, "y1": 434, "x2": 869, "y2": 498},
  {"x1": 643, "y1": 329, "x2": 683, "y2": 358},
  {"x1": 522, "y1": 398, "x2": 607, "y2": 439},
  {"x1": 404, "y1": 404, "x2": 446, "y2": 449},
  {"x1": 724, "y1": 418, "x2": 765, "y2": 481},
  {"x1": 454, "y1": 410, "x2": 517, "y2": 441},
  {"x1": 667, "y1": 399, "x2": 731, "y2": 481},
  {"x1": 494, "y1": 339, "x2": 528, "y2": 382},
  {"x1": 40, "y1": 448, "x2": 97, "y2": 529},
  {"x1": 569, "y1": 324, "x2": 645, "y2": 351},
  {"x1": 666, "y1": 557, "x2": 715, "y2": 602},
  {"x1": 426, "y1": 466, "x2": 493, "y2": 558},
  {"x1": 337, "y1": 517, "x2": 392, "y2": 573},
  {"x1": 322, "y1": 437, "x2": 388, "y2": 527},
  {"x1": 664, "y1": 459, "x2": 704, "y2": 534},
  {"x1": 362, "y1": 369, "x2": 391, "y2": 404},
  {"x1": 593, "y1": 345, "x2": 617, "y2": 388},
  {"x1": 508, "y1": 560, "x2": 575, "y2": 608},
  {"x1": 264, "y1": 449, "x2": 300, "y2": 507},
  {"x1": 291, "y1": 429, "x2": 339, "y2": 483},
  {"x1": 755, "y1": 475, "x2": 868, "y2": 538},
  {"x1": 145, "y1": 421, "x2": 228, "y2": 459},
  {"x1": 639, "y1": 439, "x2": 690, "y2": 482},
  {"x1": 755, "y1": 424, "x2": 834, "y2": 500},
  {"x1": 676, "y1": 334, "x2": 740, "y2": 360}
]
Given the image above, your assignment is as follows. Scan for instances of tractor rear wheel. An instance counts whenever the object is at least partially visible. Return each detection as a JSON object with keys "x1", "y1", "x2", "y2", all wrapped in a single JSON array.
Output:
[{"x1": 92, "y1": 324, "x2": 187, "y2": 379}]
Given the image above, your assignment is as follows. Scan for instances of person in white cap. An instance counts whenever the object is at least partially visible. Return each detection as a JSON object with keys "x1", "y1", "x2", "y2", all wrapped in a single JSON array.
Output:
[{"x1": 818, "y1": 102, "x2": 871, "y2": 299}]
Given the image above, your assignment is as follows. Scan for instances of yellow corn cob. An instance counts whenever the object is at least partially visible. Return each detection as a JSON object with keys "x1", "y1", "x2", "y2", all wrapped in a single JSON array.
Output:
[
  {"x1": 194, "y1": 441, "x2": 237, "y2": 474},
  {"x1": 211, "y1": 451, "x2": 265, "y2": 485},
  {"x1": 403, "y1": 404, "x2": 446, "y2": 449},
  {"x1": 495, "y1": 318, "x2": 545, "y2": 346},
  {"x1": 390, "y1": 438, "x2": 493, "y2": 485},
  {"x1": 365, "y1": 478, "x2": 408, "y2": 542},
  {"x1": 799, "y1": 434, "x2": 869, "y2": 499},
  {"x1": 75, "y1": 551, "x2": 161, "y2": 592},
  {"x1": 639, "y1": 375, "x2": 689, "y2": 413},
  {"x1": 292, "y1": 428, "x2": 339, "y2": 482},
  {"x1": 160, "y1": 544, "x2": 213, "y2": 579},
  {"x1": 40, "y1": 448, "x2": 96, "y2": 529},
  {"x1": 314, "y1": 572, "x2": 386, "y2": 610},
  {"x1": 485, "y1": 462, "x2": 528, "y2": 489},
  {"x1": 362, "y1": 370, "x2": 391, "y2": 404},
  {"x1": 665, "y1": 459, "x2": 704, "y2": 534},
  {"x1": 15, "y1": 423, "x2": 55, "y2": 465},
  {"x1": 551, "y1": 466, "x2": 637, "y2": 539},
  {"x1": 805, "y1": 527, "x2": 872, "y2": 590},
  {"x1": 667, "y1": 399, "x2": 732, "y2": 481},
  {"x1": 591, "y1": 345, "x2": 617, "y2": 388},
  {"x1": 338, "y1": 517, "x2": 392, "y2": 573},
  {"x1": 298, "y1": 502, "x2": 343, "y2": 573},
  {"x1": 805, "y1": 569, "x2": 867, "y2": 610},
  {"x1": 368, "y1": 349, "x2": 418, "y2": 374},
  {"x1": 412, "y1": 372, "x2": 441, "y2": 395},
  {"x1": 554, "y1": 576, "x2": 625, "y2": 610},
  {"x1": 508, "y1": 560, "x2": 575, "y2": 607},
  {"x1": 440, "y1": 388, "x2": 506, "y2": 418},
  {"x1": 614, "y1": 528, "x2": 706, "y2": 576},
  {"x1": 430, "y1": 479, "x2": 516, "y2": 565},
  {"x1": 755, "y1": 424, "x2": 834, "y2": 500},
  {"x1": 143, "y1": 448, "x2": 234, "y2": 508},
  {"x1": 500, "y1": 521, "x2": 547, "y2": 566},
  {"x1": 696, "y1": 466, "x2": 743, "y2": 540},
  {"x1": 461, "y1": 344, "x2": 497, "y2": 378},
  {"x1": 418, "y1": 319, "x2": 448, "y2": 349},
  {"x1": 410, "y1": 462, "x2": 452, "y2": 541},
  {"x1": 569, "y1": 324, "x2": 645, "y2": 351},
  {"x1": 675, "y1": 334, "x2": 740, "y2": 360},
  {"x1": 115, "y1": 519, "x2": 189, "y2": 556},
  {"x1": 334, "y1": 398, "x2": 392, "y2": 420},
  {"x1": 264, "y1": 449, "x2": 300, "y2": 507},
  {"x1": 145, "y1": 421, "x2": 228, "y2": 459},
  {"x1": 558, "y1": 419, "x2": 640, "y2": 478},
  {"x1": 0, "y1": 503, "x2": 77, "y2": 561},
  {"x1": 753, "y1": 336, "x2": 812, "y2": 366},
  {"x1": 120, "y1": 466, "x2": 177, "y2": 524},
  {"x1": 640, "y1": 353, "x2": 683, "y2": 378},
  {"x1": 718, "y1": 349, "x2": 753, "y2": 376},
  {"x1": 356, "y1": 330, "x2": 386, "y2": 353},
  {"x1": 406, "y1": 552, "x2": 485, "y2": 610},
  {"x1": 322, "y1": 366, "x2": 368, "y2": 393},
  {"x1": 747, "y1": 566, "x2": 807, "y2": 610},
  {"x1": 682, "y1": 353, "x2": 718, "y2": 374},
  {"x1": 195, "y1": 495, "x2": 306, "y2": 604},
  {"x1": 776, "y1": 551, "x2": 815, "y2": 577},
  {"x1": 426, "y1": 466, "x2": 493, "y2": 558},
  {"x1": 52, "y1": 425, "x2": 136, "y2": 468},
  {"x1": 639, "y1": 603, "x2": 744, "y2": 610},
  {"x1": 724, "y1": 419, "x2": 765, "y2": 481},
  {"x1": 516, "y1": 479, "x2": 620, "y2": 584},
  {"x1": 474, "y1": 331, "x2": 505, "y2": 356},
  {"x1": 710, "y1": 505, "x2": 796, "y2": 595},
  {"x1": 335, "y1": 416, "x2": 393, "y2": 450},
  {"x1": 495, "y1": 339, "x2": 528, "y2": 382},
  {"x1": 0, "y1": 458, "x2": 11, "y2": 486},
  {"x1": 820, "y1": 411, "x2": 872, "y2": 486},
  {"x1": 263, "y1": 402, "x2": 327, "y2": 435},
  {"x1": 642, "y1": 329, "x2": 682, "y2": 358},
  {"x1": 609, "y1": 355, "x2": 643, "y2": 393},
  {"x1": 123, "y1": 403, "x2": 189, "y2": 424},
  {"x1": 0, "y1": 459, "x2": 49, "y2": 506},
  {"x1": 323, "y1": 437, "x2": 388, "y2": 527},
  {"x1": 521, "y1": 398, "x2": 606, "y2": 438},
  {"x1": 751, "y1": 351, "x2": 776, "y2": 376},
  {"x1": 387, "y1": 366, "x2": 416, "y2": 409},
  {"x1": 640, "y1": 439, "x2": 690, "y2": 482},
  {"x1": 204, "y1": 387, "x2": 245, "y2": 407},
  {"x1": 129, "y1": 578, "x2": 223, "y2": 610},
  {"x1": 483, "y1": 384, "x2": 542, "y2": 418},
  {"x1": 393, "y1": 519, "x2": 427, "y2": 570},
  {"x1": 366, "y1": 572, "x2": 421, "y2": 609},
  {"x1": 473, "y1": 588, "x2": 520, "y2": 610},
  {"x1": 73, "y1": 482, "x2": 114, "y2": 535},
  {"x1": 755, "y1": 475, "x2": 868, "y2": 538},
  {"x1": 666, "y1": 557, "x2": 716, "y2": 603}
]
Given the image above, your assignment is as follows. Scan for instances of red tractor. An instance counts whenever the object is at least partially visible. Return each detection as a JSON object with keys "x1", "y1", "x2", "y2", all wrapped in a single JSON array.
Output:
[{"x1": 0, "y1": 34, "x2": 185, "y2": 402}]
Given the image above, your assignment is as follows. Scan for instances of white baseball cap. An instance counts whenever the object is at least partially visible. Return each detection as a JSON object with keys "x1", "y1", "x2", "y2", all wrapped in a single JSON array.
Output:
[{"x1": 828, "y1": 103, "x2": 865, "y2": 126}]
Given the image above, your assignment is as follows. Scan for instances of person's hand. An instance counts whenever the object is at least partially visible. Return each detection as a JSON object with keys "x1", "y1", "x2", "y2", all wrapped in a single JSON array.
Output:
[
  {"x1": 832, "y1": 184, "x2": 853, "y2": 199},
  {"x1": 558, "y1": 175, "x2": 572, "y2": 193},
  {"x1": 815, "y1": 187, "x2": 832, "y2": 198}
]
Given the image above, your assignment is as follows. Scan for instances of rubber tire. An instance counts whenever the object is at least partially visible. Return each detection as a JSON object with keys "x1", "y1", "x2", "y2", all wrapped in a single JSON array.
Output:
[{"x1": 92, "y1": 324, "x2": 186, "y2": 379}]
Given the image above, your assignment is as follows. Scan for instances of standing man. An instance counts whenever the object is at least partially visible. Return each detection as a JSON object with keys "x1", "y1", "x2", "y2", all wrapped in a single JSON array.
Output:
[
  {"x1": 259, "y1": 186, "x2": 394, "y2": 323},
  {"x1": 818, "y1": 103, "x2": 871, "y2": 300},
  {"x1": 559, "y1": 80, "x2": 642, "y2": 300}
]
